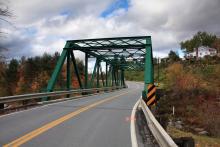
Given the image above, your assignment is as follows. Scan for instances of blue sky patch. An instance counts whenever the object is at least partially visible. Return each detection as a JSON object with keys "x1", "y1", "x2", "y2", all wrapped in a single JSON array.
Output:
[
  {"x1": 176, "y1": 49, "x2": 185, "y2": 58},
  {"x1": 60, "y1": 10, "x2": 70, "y2": 16},
  {"x1": 23, "y1": 27, "x2": 37, "y2": 36},
  {"x1": 101, "y1": 0, "x2": 129, "y2": 17}
]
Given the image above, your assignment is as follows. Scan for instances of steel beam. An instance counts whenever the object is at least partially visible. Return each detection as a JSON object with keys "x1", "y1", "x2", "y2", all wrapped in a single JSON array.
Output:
[
  {"x1": 70, "y1": 51, "x2": 83, "y2": 89},
  {"x1": 106, "y1": 62, "x2": 108, "y2": 87},
  {"x1": 96, "y1": 59, "x2": 100, "y2": 88},
  {"x1": 66, "y1": 50, "x2": 71, "y2": 90},
  {"x1": 100, "y1": 64, "x2": 105, "y2": 87},
  {"x1": 46, "y1": 49, "x2": 67, "y2": 92},
  {"x1": 45, "y1": 49, "x2": 67, "y2": 101},
  {"x1": 143, "y1": 37, "x2": 154, "y2": 98},
  {"x1": 85, "y1": 53, "x2": 88, "y2": 88},
  {"x1": 66, "y1": 50, "x2": 71, "y2": 98}
]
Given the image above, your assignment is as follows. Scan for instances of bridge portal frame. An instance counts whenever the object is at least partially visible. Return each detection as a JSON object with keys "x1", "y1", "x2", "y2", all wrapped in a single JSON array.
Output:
[{"x1": 45, "y1": 36, "x2": 154, "y2": 102}]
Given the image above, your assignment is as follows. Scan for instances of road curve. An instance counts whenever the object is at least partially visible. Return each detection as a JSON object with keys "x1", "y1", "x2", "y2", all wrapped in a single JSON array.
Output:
[{"x1": 0, "y1": 82, "x2": 143, "y2": 147}]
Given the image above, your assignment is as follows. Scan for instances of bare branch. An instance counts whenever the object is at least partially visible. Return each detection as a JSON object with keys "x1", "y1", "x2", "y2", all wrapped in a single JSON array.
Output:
[{"x1": 0, "y1": 6, "x2": 12, "y2": 18}]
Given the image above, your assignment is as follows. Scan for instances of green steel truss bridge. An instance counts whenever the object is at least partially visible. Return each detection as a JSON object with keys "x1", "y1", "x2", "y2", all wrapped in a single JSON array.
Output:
[
  {"x1": 0, "y1": 36, "x2": 179, "y2": 147},
  {"x1": 46, "y1": 36, "x2": 154, "y2": 103}
]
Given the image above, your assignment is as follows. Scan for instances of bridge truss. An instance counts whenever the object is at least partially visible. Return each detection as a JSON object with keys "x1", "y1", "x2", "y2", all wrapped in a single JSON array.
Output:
[{"x1": 46, "y1": 36, "x2": 154, "y2": 103}]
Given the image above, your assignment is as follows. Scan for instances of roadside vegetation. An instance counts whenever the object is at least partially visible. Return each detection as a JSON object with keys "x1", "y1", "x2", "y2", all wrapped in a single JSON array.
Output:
[
  {"x1": 125, "y1": 32, "x2": 220, "y2": 146},
  {"x1": 157, "y1": 32, "x2": 220, "y2": 140},
  {"x1": 158, "y1": 60, "x2": 220, "y2": 135}
]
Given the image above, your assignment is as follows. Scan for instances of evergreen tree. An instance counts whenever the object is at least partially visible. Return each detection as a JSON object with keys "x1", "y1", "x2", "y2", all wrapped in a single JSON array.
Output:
[
  {"x1": 6, "y1": 59, "x2": 19, "y2": 95},
  {"x1": 168, "y1": 50, "x2": 180, "y2": 62},
  {"x1": 180, "y1": 32, "x2": 217, "y2": 53}
]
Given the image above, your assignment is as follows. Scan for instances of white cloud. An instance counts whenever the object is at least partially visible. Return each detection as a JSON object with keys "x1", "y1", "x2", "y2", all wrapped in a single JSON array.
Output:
[
  {"x1": 9, "y1": 0, "x2": 114, "y2": 25},
  {"x1": 1, "y1": 0, "x2": 220, "y2": 59}
]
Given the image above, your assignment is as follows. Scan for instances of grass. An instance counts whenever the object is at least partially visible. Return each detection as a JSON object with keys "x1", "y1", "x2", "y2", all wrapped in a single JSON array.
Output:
[
  {"x1": 167, "y1": 126, "x2": 220, "y2": 147},
  {"x1": 125, "y1": 70, "x2": 144, "y2": 81}
]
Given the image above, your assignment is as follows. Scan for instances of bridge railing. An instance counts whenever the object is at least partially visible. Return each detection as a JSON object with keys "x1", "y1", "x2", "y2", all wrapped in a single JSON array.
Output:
[
  {"x1": 140, "y1": 98, "x2": 178, "y2": 147},
  {"x1": 0, "y1": 86, "x2": 125, "y2": 111}
]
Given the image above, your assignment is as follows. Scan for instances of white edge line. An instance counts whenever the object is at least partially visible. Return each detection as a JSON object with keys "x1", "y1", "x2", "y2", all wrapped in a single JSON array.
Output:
[{"x1": 130, "y1": 98, "x2": 140, "y2": 147}]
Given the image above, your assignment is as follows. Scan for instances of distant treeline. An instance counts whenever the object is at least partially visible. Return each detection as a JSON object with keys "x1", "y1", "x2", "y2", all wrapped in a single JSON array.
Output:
[{"x1": 0, "y1": 52, "x2": 84, "y2": 96}]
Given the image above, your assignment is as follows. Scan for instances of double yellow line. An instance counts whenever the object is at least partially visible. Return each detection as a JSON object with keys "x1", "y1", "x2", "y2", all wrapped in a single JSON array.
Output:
[{"x1": 4, "y1": 90, "x2": 133, "y2": 147}]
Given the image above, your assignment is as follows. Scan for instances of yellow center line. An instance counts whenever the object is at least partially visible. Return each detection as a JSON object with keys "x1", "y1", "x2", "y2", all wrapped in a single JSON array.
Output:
[{"x1": 4, "y1": 89, "x2": 135, "y2": 147}]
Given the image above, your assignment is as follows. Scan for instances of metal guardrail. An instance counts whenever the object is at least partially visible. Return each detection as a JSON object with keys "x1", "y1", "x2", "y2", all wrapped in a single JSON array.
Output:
[
  {"x1": 140, "y1": 98, "x2": 178, "y2": 147},
  {"x1": 0, "y1": 86, "x2": 124, "y2": 104}
]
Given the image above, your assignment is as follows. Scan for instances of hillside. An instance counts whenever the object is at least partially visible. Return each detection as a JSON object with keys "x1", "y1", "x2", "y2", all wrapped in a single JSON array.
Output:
[{"x1": 125, "y1": 57, "x2": 220, "y2": 146}]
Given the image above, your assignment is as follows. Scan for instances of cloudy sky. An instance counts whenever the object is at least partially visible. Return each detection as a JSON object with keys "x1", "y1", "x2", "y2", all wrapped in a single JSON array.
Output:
[{"x1": 1, "y1": 0, "x2": 220, "y2": 59}]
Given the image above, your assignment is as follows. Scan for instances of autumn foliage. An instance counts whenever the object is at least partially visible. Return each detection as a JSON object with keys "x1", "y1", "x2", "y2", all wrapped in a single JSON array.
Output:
[
  {"x1": 161, "y1": 62, "x2": 220, "y2": 137},
  {"x1": 0, "y1": 52, "x2": 84, "y2": 96}
]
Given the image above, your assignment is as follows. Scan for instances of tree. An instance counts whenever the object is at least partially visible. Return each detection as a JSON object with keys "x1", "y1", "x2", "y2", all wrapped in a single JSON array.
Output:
[
  {"x1": 168, "y1": 50, "x2": 180, "y2": 62},
  {"x1": 75, "y1": 58, "x2": 84, "y2": 75},
  {"x1": 153, "y1": 58, "x2": 158, "y2": 65},
  {"x1": 0, "y1": 60, "x2": 7, "y2": 96},
  {"x1": 0, "y1": 1, "x2": 12, "y2": 31},
  {"x1": 6, "y1": 59, "x2": 19, "y2": 95},
  {"x1": 0, "y1": 1, "x2": 13, "y2": 54},
  {"x1": 212, "y1": 38, "x2": 220, "y2": 53},
  {"x1": 180, "y1": 32, "x2": 217, "y2": 53}
]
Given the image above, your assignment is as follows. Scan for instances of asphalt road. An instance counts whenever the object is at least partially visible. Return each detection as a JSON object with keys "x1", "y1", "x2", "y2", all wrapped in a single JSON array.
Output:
[{"x1": 0, "y1": 82, "x2": 143, "y2": 147}]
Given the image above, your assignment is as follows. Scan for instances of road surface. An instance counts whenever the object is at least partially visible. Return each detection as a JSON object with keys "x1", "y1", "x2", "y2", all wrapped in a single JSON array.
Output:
[{"x1": 0, "y1": 82, "x2": 143, "y2": 147}]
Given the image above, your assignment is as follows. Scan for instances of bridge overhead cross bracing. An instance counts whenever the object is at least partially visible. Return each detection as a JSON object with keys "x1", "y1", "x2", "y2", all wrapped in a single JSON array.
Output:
[{"x1": 64, "y1": 36, "x2": 151, "y2": 68}]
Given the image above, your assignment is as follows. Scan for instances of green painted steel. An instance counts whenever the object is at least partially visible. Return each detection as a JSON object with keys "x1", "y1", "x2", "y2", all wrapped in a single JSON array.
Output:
[
  {"x1": 84, "y1": 53, "x2": 88, "y2": 88},
  {"x1": 112, "y1": 66, "x2": 115, "y2": 86},
  {"x1": 143, "y1": 37, "x2": 154, "y2": 99},
  {"x1": 44, "y1": 49, "x2": 67, "y2": 101},
  {"x1": 118, "y1": 70, "x2": 121, "y2": 86},
  {"x1": 70, "y1": 51, "x2": 83, "y2": 89},
  {"x1": 64, "y1": 36, "x2": 150, "y2": 66},
  {"x1": 46, "y1": 49, "x2": 67, "y2": 92},
  {"x1": 96, "y1": 59, "x2": 100, "y2": 88},
  {"x1": 65, "y1": 36, "x2": 150, "y2": 51},
  {"x1": 45, "y1": 36, "x2": 153, "y2": 102},
  {"x1": 111, "y1": 66, "x2": 114, "y2": 86},
  {"x1": 66, "y1": 50, "x2": 71, "y2": 90},
  {"x1": 116, "y1": 69, "x2": 119, "y2": 86},
  {"x1": 105, "y1": 63, "x2": 108, "y2": 87}
]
